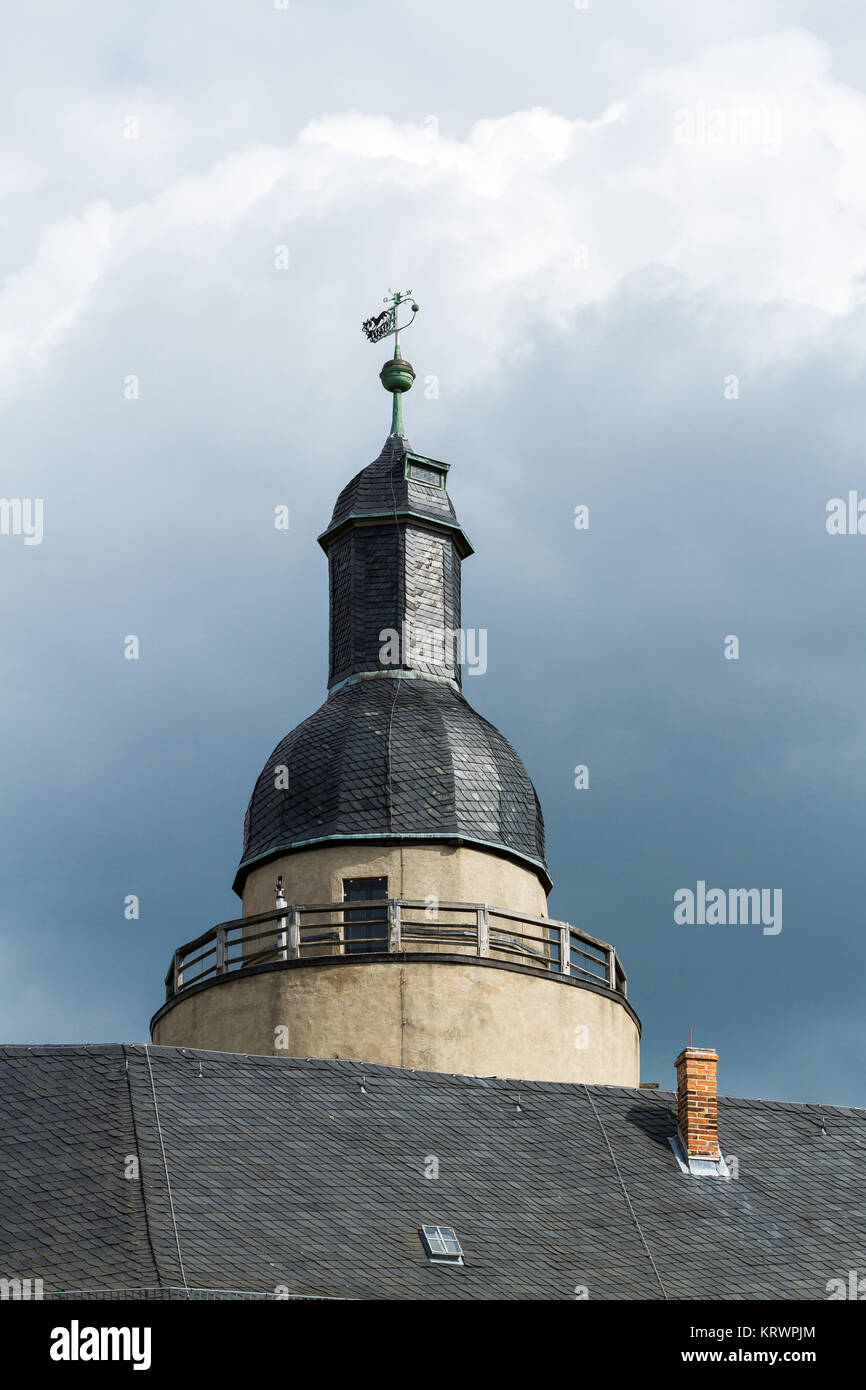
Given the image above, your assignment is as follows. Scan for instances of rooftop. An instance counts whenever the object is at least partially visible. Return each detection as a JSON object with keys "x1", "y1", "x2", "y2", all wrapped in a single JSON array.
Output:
[{"x1": 2, "y1": 1045, "x2": 863, "y2": 1300}]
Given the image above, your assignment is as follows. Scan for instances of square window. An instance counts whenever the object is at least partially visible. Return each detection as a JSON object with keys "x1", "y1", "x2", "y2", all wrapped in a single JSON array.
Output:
[{"x1": 419, "y1": 1225, "x2": 464, "y2": 1264}]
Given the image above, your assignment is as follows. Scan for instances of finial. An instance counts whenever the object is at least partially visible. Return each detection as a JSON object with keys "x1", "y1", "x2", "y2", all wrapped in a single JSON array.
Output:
[{"x1": 362, "y1": 288, "x2": 419, "y2": 437}]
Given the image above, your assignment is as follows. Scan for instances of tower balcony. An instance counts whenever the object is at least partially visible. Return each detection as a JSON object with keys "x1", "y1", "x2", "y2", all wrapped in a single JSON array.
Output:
[
  {"x1": 150, "y1": 899, "x2": 640, "y2": 1085},
  {"x1": 160, "y1": 898, "x2": 628, "y2": 999}
]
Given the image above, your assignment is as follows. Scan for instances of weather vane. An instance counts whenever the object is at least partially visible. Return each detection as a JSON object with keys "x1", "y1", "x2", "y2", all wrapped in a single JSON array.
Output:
[
  {"x1": 362, "y1": 288, "x2": 420, "y2": 438},
  {"x1": 362, "y1": 288, "x2": 419, "y2": 352}
]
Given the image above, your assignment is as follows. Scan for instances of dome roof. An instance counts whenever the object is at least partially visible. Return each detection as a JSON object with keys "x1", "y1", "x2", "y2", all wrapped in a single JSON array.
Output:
[{"x1": 234, "y1": 677, "x2": 549, "y2": 893}]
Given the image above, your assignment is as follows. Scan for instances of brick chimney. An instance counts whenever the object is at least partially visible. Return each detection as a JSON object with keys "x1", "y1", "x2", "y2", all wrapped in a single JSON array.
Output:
[{"x1": 675, "y1": 1047, "x2": 719, "y2": 1159}]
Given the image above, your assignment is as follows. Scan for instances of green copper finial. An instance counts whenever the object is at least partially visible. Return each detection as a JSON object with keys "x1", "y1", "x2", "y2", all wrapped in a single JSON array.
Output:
[{"x1": 362, "y1": 288, "x2": 419, "y2": 437}]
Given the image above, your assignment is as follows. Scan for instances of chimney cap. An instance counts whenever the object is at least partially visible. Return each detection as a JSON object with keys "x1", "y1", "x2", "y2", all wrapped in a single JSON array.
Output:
[{"x1": 675, "y1": 1046, "x2": 718, "y2": 1065}]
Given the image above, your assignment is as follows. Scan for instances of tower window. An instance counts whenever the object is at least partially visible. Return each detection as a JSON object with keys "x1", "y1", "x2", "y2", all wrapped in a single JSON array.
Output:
[
  {"x1": 419, "y1": 1225, "x2": 464, "y2": 1264},
  {"x1": 343, "y1": 877, "x2": 388, "y2": 955},
  {"x1": 404, "y1": 452, "x2": 448, "y2": 489}
]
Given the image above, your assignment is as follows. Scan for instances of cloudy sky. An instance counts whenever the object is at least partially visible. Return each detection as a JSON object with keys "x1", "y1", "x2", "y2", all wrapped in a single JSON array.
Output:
[{"x1": 2, "y1": 0, "x2": 865, "y2": 1105}]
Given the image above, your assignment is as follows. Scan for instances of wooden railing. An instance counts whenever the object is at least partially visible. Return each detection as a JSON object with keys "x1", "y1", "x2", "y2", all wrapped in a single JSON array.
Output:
[{"x1": 163, "y1": 899, "x2": 627, "y2": 1002}]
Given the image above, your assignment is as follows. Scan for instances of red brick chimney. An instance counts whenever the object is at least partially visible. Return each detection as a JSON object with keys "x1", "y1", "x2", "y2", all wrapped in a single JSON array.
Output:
[{"x1": 675, "y1": 1047, "x2": 719, "y2": 1159}]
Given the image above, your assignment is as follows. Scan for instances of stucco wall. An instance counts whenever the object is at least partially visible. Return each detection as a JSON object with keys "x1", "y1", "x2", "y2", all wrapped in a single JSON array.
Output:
[
  {"x1": 152, "y1": 958, "x2": 640, "y2": 1086},
  {"x1": 240, "y1": 841, "x2": 548, "y2": 919}
]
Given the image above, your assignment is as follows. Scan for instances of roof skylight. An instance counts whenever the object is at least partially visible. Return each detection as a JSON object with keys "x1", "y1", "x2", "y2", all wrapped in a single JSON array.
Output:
[{"x1": 419, "y1": 1224, "x2": 464, "y2": 1264}]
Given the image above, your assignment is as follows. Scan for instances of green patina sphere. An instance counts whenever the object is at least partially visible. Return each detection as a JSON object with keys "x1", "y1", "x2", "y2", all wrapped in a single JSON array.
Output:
[{"x1": 380, "y1": 357, "x2": 416, "y2": 394}]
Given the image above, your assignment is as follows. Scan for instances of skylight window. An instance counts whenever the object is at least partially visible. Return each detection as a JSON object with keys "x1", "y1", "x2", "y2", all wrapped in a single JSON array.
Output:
[{"x1": 419, "y1": 1225, "x2": 464, "y2": 1264}]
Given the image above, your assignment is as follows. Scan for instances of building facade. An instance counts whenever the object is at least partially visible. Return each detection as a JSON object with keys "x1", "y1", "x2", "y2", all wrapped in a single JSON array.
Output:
[{"x1": 4, "y1": 321, "x2": 863, "y2": 1308}]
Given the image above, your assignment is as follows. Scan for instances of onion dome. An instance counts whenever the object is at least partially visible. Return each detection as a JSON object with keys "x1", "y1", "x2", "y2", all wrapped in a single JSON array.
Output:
[
  {"x1": 234, "y1": 303, "x2": 550, "y2": 895},
  {"x1": 234, "y1": 676, "x2": 548, "y2": 893}
]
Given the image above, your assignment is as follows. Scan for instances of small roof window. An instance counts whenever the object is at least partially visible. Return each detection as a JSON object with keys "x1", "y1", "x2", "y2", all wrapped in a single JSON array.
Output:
[
  {"x1": 404, "y1": 452, "x2": 449, "y2": 489},
  {"x1": 420, "y1": 1225, "x2": 464, "y2": 1264}
]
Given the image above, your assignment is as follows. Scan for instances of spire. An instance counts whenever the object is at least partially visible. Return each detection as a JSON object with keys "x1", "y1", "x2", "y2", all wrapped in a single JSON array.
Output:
[
  {"x1": 318, "y1": 434, "x2": 470, "y2": 693},
  {"x1": 362, "y1": 288, "x2": 419, "y2": 437}
]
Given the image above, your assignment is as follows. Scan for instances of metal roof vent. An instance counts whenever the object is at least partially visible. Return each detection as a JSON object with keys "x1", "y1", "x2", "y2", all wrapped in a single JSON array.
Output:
[{"x1": 419, "y1": 1225, "x2": 464, "y2": 1264}]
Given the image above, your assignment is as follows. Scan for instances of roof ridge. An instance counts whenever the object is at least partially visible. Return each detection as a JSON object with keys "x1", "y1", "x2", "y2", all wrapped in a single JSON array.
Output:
[{"x1": 1, "y1": 1045, "x2": 862, "y2": 1115}]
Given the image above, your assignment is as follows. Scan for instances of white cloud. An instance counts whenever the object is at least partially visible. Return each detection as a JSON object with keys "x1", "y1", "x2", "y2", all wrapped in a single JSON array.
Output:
[
  {"x1": 296, "y1": 30, "x2": 866, "y2": 327},
  {"x1": 2, "y1": 27, "x2": 866, "y2": 398},
  {"x1": 298, "y1": 104, "x2": 624, "y2": 196},
  {"x1": 0, "y1": 201, "x2": 113, "y2": 378},
  {"x1": 0, "y1": 147, "x2": 292, "y2": 396}
]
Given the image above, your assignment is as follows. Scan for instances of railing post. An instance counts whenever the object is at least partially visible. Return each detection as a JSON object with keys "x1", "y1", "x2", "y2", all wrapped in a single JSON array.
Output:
[
  {"x1": 173, "y1": 950, "x2": 182, "y2": 995},
  {"x1": 559, "y1": 925, "x2": 570, "y2": 976},
  {"x1": 215, "y1": 926, "x2": 226, "y2": 975},
  {"x1": 477, "y1": 905, "x2": 490, "y2": 957},
  {"x1": 276, "y1": 878, "x2": 288, "y2": 962},
  {"x1": 388, "y1": 900, "x2": 402, "y2": 953},
  {"x1": 608, "y1": 948, "x2": 617, "y2": 991},
  {"x1": 289, "y1": 906, "x2": 300, "y2": 959}
]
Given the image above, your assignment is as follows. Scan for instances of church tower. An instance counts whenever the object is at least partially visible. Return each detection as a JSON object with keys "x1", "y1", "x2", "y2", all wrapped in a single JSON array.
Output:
[{"x1": 151, "y1": 293, "x2": 640, "y2": 1084}]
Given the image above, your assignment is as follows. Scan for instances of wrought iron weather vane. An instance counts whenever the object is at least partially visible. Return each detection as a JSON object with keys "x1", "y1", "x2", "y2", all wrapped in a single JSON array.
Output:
[{"x1": 362, "y1": 288, "x2": 420, "y2": 437}]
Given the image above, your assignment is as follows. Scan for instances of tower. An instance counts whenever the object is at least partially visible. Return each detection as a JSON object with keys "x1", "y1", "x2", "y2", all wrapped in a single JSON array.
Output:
[{"x1": 151, "y1": 293, "x2": 640, "y2": 1083}]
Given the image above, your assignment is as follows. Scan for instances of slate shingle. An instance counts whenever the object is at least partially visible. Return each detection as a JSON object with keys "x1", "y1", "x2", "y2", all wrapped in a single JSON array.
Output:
[
  {"x1": 236, "y1": 434, "x2": 548, "y2": 892},
  {"x1": 1, "y1": 1045, "x2": 863, "y2": 1301},
  {"x1": 237, "y1": 678, "x2": 548, "y2": 890}
]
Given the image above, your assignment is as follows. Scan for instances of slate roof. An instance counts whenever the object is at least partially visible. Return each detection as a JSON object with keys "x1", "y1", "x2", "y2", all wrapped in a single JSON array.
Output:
[
  {"x1": 326, "y1": 495, "x2": 464, "y2": 689},
  {"x1": 2, "y1": 1045, "x2": 864, "y2": 1300},
  {"x1": 235, "y1": 676, "x2": 549, "y2": 893},
  {"x1": 319, "y1": 435, "x2": 469, "y2": 549},
  {"x1": 237, "y1": 431, "x2": 547, "y2": 892}
]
